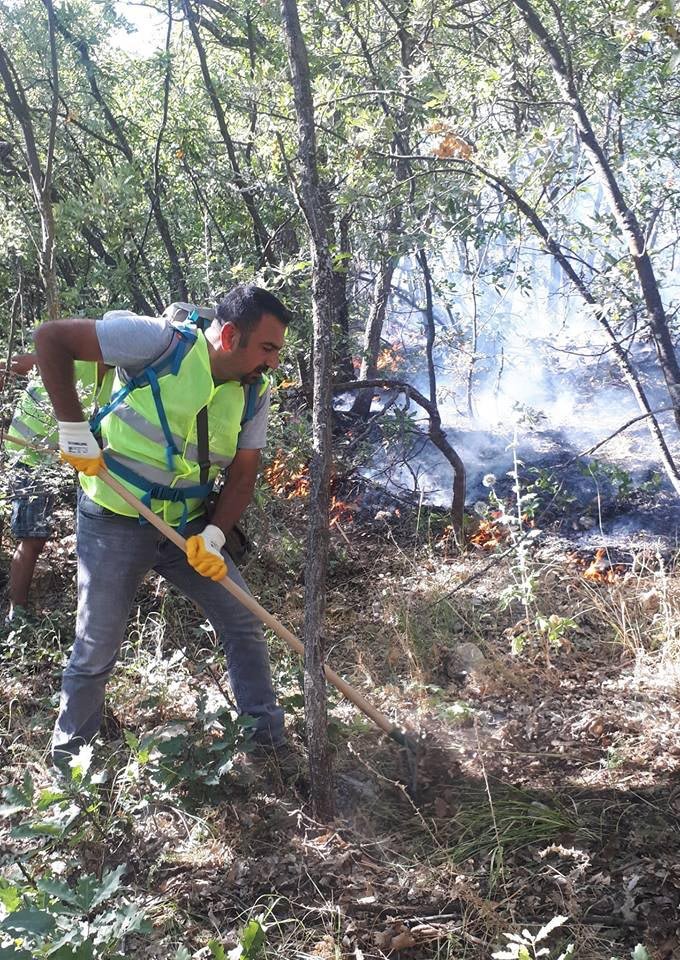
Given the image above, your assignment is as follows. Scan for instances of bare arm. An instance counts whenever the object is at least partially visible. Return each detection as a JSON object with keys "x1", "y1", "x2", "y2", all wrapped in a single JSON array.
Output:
[
  {"x1": 0, "y1": 352, "x2": 36, "y2": 388},
  {"x1": 33, "y1": 319, "x2": 103, "y2": 421},
  {"x1": 211, "y1": 448, "x2": 261, "y2": 536}
]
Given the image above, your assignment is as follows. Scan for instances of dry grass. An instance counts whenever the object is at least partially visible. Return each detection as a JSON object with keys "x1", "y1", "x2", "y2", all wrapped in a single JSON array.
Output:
[{"x1": 1, "y1": 503, "x2": 679, "y2": 958}]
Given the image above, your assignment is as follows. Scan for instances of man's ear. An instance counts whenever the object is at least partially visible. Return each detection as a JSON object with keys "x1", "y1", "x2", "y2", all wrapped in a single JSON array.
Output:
[{"x1": 219, "y1": 322, "x2": 240, "y2": 353}]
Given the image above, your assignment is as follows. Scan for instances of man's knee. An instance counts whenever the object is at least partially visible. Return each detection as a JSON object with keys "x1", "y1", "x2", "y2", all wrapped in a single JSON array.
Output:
[{"x1": 64, "y1": 640, "x2": 119, "y2": 682}]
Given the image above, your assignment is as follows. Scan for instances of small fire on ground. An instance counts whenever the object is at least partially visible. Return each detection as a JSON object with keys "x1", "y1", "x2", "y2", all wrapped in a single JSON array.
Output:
[
  {"x1": 573, "y1": 547, "x2": 627, "y2": 584},
  {"x1": 264, "y1": 453, "x2": 358, "y2": 525},
  {"x1": 469, "y1": 513, "x2": 510, "y2": 549}
]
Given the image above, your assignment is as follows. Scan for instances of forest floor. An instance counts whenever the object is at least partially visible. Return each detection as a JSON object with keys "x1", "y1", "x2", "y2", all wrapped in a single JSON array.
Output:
[{"x1": 1, "y1": 469, "x2": 679, "y2": 960}]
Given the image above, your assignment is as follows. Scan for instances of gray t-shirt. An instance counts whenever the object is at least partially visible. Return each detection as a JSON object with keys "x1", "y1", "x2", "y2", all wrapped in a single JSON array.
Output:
[{"x1": 96, "y1": 311, "x2": 270, "y2": 450}]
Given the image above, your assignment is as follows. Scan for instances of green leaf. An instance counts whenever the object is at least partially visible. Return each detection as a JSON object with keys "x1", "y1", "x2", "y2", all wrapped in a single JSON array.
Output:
[
  {"x1": 0, "y1": 948, "x2": 33, "y2": 958},
  {"x1": 1, "y1": 907, "x2": 56, "y2": 935},
  {"x1": 74, "y1": 874, "x2": 101, "y2": 911},
  {"x1": 0, "y1": 774, "x2": 35, "y2": 816},
  {"x1": 69, "y1": 745, "x2": 93, "y2": 782},
  {"x1": 0, "y1": 881, "x2": 22, "y2": 912},
  {"x1": 36, "y1": 789, "x2": 69, "y2": 811},
  {"x1": 632, "y1": 947, "x2": 651, "y2": 960},
  {"x1": 240, "y1": 919, "x2": 266, "y2": 959},
  {"x1": 37, "y1": 875, "x2": 81, "y2": 906},
  {"x1": 535, "y1": 916, "x2": 568, "y2": 942},
  {"x1": 209, "y1": 941, "x2": 227, "y2": 960},
  {"x1": 89, "y1": 864, "x2": 126, "y2": 910},
  {"x1": 0, "y1": 804, "x2": 27, "y2": 818},
  {"x1": 47, "y1": 942, "x2": 95, "y2": 959}
]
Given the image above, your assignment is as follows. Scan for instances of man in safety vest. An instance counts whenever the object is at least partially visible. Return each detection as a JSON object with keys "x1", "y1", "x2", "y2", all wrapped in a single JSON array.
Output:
[
  {"x1": 34, "y1": 284, "x2": 291, "y2": 766},
  {"x1": 3, "y1": 355, "x2": 111, "y2": 622}
]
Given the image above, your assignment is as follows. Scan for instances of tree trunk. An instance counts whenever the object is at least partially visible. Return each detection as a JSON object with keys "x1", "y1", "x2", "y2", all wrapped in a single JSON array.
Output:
[
  {"x1": 477, "y1": 160, "x2": 680, "y2": 496},
  {"x1": 333, "y1": 212, "x2": 355, "y2": 381},
  {"x1": 280, "y1": 0, "x2": 335, "y2": 821},
  {"x1": 351, "y1": 252, "x2": 397, "y2": 419}
]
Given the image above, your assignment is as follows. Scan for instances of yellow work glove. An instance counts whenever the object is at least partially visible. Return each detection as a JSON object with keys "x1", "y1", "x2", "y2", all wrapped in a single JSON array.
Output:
[
  {"x1": 186, "y1": 524, "x2": 227, "y2": 581},
  {"x1": 57, "y1": 421, "x2": 103, "y2": 476}
]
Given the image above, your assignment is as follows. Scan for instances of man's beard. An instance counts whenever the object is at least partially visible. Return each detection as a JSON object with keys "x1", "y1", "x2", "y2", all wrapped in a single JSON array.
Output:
[{"x1": 241, "y1": 366, "x2": 268, "y2": 385}]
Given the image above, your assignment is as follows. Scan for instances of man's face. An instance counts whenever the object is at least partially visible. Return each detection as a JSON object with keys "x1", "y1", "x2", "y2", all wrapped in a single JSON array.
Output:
[{"x1": 217, "y1": 312, "x2": 287, "y2": 384}]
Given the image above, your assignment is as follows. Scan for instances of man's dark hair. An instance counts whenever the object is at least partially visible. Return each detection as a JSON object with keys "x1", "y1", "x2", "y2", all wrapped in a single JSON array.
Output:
[{"x1": 216, "y1": 284, "x2": 291, "y2": 344}]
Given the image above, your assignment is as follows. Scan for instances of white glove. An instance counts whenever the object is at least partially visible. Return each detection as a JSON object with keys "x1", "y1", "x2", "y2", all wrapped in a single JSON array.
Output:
[
  {"x1": 58, "y1": 420, "x2": 103, "y2": 476},
  {"x1": 186, "y1": 523, "x2": 227, "y2": 581}
]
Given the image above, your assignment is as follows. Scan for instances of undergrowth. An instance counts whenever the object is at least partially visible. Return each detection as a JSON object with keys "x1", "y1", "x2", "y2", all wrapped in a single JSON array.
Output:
[{"x1": 1, "y1": 472, "x2": 679, "y2": 958}]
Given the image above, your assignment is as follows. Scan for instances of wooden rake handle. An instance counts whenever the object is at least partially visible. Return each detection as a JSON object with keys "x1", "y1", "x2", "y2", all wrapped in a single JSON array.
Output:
[
  {"x1": 3, "y1": 434, "x2": 408, "y2": 742},
  {"x1": 99, "y1": 466, "x2": 400, "y2": 738}
]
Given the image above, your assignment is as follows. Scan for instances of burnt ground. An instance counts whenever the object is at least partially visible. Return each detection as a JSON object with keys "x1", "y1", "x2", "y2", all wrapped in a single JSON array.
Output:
[{"x1": 1, "y1": 465, "x2": 679, "y2": 959}]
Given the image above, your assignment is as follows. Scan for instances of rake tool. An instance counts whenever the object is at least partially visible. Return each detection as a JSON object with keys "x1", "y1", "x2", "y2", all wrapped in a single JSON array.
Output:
[{"x1": 3, "y1": 434, "x2": 422, "y2": 786}]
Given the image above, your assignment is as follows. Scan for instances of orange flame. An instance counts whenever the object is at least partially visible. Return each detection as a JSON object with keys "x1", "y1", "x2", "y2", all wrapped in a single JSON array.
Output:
[
  {"x1": 469, "y1": 513, "x2": 509, "y2": 549},
  {"x1": 330, "y1": 496, "x2": 358, "y2": 526},
  {"x1": 376, "y1": 343, "x2": 404, "y2": 373},
  {"x1": 582, "y1": 548, "x2": 626, "y2": 584},
  {"x1": 263, "y1": 453, "x2": 359, "y2": 525},
  {"x1": 263, "y1": 452, "x2": 310, "y2": 499}
]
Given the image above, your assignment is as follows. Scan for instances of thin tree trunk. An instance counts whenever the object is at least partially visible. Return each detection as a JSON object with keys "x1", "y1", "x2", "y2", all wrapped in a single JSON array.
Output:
[
  {"x1": 513, "y1": 0, "x2": 680, "y2": 430},
  {"x1": 182, "y1": 0, "x2": 274, "y2": 267},
  {"x1": 334, "y1": 212, "x2": 355, "y2": 381},
  {"x1": 280, "y1": 0, "x2": 335, "y2": 821},
  {"x1": 417, "y1": 246, "x2": 466, "y2": 542},
  {"x1": 416, "y1": 248, "x2": 437, "y2": 405},
  {"x1": 351, "y1": 252, "x2": 397, "y2": 418}
]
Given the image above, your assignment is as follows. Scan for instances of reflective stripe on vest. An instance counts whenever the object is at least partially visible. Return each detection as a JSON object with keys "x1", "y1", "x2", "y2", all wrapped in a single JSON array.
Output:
[
  {"x1": 5, "y1": 361, "x2": 109, "y2": 468},
  {"x1": 108, "y1": 405, "x2": 234, "y2": 469}
]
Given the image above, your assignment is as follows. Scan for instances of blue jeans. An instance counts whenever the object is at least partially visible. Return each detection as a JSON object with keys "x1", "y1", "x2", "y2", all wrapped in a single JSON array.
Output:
[{"x1": 52, "y1": 495, "x2": 284, "y2": 761}]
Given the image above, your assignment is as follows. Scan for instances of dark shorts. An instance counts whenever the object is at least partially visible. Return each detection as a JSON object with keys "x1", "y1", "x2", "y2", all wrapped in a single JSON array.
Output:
[{"x1": 10, "y1": 466, "x2": 55, "y2": 540}]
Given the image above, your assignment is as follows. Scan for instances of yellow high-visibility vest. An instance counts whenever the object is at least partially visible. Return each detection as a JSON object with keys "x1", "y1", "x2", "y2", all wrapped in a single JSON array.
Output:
[
  {"x1": 81, "y1": 329, "x2": 268, "y2": 528},
  {"x1": 5, "y1": 362, "x2": 112, "y2": 468}
]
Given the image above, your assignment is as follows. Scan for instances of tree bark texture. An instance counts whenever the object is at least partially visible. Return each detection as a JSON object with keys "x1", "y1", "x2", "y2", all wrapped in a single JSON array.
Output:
[
  {"x1": 280, "y1": 0, "x2": 336, "y2": 821},
  {"x1": 351, "y1": 250, "x2": 398, "y2": 418}
]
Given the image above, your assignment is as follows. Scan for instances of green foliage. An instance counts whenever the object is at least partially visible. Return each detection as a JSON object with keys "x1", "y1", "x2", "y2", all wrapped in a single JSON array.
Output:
[
  {"x1": 124, "y1": 693, "x2": 255, "y2": 790},
  {"x1": 0, "y1": 753, "x2": 102, "y2": 846},
  {"x1": 208, "y1": 916, "x2": 267, "y2": 960},
  {"x1": 492, "y1": 915, "x2": 572, "y2": 960},
  {"x1": 0, "y1": 864, "x2": 149, "y2": 958},
  {"x1": 525, "y1": 468, "x2": 577, "y2": 517}
]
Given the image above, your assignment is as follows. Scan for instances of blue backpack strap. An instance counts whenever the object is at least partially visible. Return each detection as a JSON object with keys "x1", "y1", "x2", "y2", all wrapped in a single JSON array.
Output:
[
  {"x1": 103, "y1": 451, "x2": 213, "y2": 533},
  {"x1": 145, "y1": 366, "x2": 180, "y2": 470},
  {"x1": 89, "y1": 324, "x2": 197, "y2": 435},
  {"x1": 241, "y1": 375, "x2": 267, "y2": 425}
]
